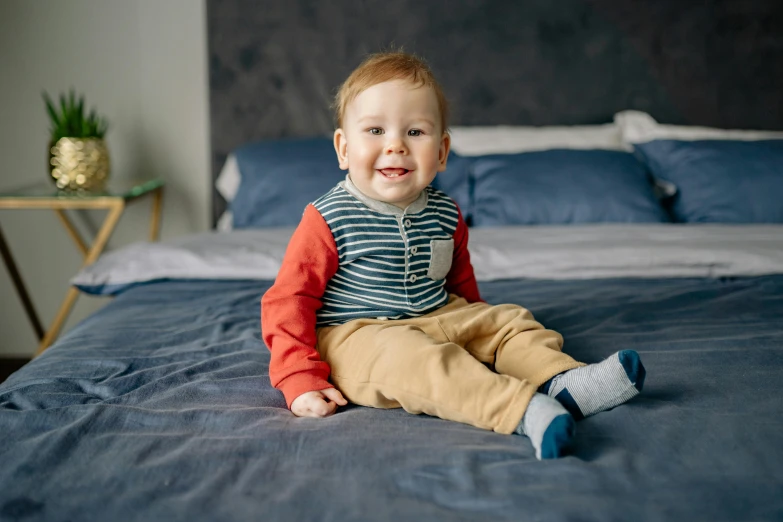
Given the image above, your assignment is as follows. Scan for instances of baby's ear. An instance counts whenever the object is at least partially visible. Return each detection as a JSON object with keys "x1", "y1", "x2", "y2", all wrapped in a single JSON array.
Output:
[
  {"x1": 437, "y1": 132, "x2": 451, "y2": 172},
  {"x1": 334, "y1": 129, "x2": 349, "y2": 170}
]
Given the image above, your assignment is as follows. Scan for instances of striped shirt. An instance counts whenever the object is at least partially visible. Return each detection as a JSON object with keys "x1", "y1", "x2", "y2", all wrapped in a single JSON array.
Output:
[{"x1": 312, "y1": 178, "x2": 459, "y2": 325}]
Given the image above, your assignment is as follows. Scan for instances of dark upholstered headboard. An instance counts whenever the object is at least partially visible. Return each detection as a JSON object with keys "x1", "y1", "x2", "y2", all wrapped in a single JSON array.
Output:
[{"x1": 206, "y1": 0, "x2": 783, "y2": 225}]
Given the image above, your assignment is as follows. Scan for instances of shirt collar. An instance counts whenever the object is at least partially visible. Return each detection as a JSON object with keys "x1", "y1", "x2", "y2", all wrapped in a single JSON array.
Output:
[{"x1": 341, "y1": 174, "x2": 428, "y2": 216}]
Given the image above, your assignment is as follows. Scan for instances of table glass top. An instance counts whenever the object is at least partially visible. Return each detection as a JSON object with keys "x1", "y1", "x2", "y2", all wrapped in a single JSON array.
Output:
[{"x1": 0, "y1": 178, "x2": 163, "y2": 200}]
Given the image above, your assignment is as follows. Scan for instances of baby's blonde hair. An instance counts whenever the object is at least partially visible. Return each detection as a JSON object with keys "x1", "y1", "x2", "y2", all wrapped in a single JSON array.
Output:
[{"x1": 333, "y1": 51, "x2": 449, "y2": 132}]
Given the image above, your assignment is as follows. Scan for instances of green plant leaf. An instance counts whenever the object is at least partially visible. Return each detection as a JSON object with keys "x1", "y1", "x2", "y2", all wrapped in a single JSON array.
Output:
[
  {"x1": 59, "y1": 93, "x2": 68, "y2": 127},
  {"x1": 46, "y1": 89, "x2": 107, "y2": 139},
  {"x1": 76, "y1": 96, "x2": 84, "y2": 130}
]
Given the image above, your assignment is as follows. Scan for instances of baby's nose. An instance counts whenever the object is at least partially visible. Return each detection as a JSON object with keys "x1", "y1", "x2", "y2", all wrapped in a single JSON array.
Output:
[{"x1": 385, "y1": 139, "x2": 408, "y2": 154}]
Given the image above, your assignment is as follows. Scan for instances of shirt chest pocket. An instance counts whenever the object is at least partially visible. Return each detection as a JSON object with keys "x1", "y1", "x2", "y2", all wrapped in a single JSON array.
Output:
[{"x1": 426, "y1": 239, "x2": 454, "y2": 280}]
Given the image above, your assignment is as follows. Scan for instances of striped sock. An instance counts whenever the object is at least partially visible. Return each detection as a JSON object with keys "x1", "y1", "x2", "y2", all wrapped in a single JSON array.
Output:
[
  {"x1": 515, "y1": 393, "x2": 575, "y2": 460},
  {"x1": 541, "y1": 350, "x2": 646, "y2": 420}
]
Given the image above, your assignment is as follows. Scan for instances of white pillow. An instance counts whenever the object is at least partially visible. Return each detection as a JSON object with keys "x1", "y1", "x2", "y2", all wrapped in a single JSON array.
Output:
[
  {"x1": 215, "y1": 153, "x2": 240, "y2": 231},
  {"x1": 71, "y1": 229, "x2": 294, "y2": 294},
  {"x1": 615, "y1": 110, "x2": 783, "y2": 144},
  {"x1": 72, "y1": 225, "x2": 783, "y2": 296},
  {"x1": 448, "y1": 123, "x2": 629, "y2": 156}
]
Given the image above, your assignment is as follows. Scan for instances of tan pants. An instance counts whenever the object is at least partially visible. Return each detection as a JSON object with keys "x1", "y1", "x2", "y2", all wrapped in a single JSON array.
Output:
[{"x1": 316, "y1": 296, "x2": 584, "y2": 434}]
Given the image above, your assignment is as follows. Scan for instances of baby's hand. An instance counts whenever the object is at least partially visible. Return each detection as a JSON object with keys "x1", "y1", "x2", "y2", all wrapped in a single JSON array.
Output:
[{"x1": 290, "y1": 388, "x2": 348, "y2": 418}]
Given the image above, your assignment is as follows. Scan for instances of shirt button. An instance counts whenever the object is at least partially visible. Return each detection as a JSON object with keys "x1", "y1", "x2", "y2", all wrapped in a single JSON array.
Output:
[
  {"x1": 409, "y1": 274, "x2": 418, "y2": 283},
  {"x1": 410, "y1": 246, "x2": 418, "y2": 255},
  {"x1": 404, "y1": 219, "x2": 412, "y2": 228},
  {"x1": 376, "y1": 316, "x2": 388, "y2": 321}
]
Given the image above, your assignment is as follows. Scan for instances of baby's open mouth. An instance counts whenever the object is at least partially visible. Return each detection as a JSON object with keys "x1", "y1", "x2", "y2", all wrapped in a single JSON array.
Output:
[{"x1": 379, "y1": 168, "x2": 410, "y2": 178}]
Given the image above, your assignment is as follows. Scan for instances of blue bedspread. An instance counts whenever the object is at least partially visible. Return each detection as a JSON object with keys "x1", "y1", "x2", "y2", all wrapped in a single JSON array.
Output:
[{"x1": 2, "y1": 276, "x2": 783, "y2": 521}]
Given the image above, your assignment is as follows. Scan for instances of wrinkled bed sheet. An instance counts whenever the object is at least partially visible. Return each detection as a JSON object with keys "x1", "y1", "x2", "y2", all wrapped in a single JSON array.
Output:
[{"x1": 2, "y1": 276, "x2": 782, "y2": 521}]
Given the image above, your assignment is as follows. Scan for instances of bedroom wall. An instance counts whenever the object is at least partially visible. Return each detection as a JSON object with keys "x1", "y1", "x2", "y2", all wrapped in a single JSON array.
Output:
[{"x1": 0, "y1": 0, "x2": 211, "y2": 358}]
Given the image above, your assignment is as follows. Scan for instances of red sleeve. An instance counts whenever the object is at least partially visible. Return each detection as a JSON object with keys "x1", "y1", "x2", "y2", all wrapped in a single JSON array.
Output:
[
  {"x1": 445, "y1": 206, "x2": 483, "y2": 303},
  {"x1": 261, "y1": 204, "x2": 339, "y2": 407}
]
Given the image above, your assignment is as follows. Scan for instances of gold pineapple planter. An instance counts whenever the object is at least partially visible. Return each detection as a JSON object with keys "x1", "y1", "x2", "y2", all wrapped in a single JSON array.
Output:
[{"x1": 49, "y1": 137, "x2": 111, "y2": 191}]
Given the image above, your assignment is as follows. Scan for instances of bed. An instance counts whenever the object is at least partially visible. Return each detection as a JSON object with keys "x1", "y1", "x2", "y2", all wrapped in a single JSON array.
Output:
[{"x1": 2, "y1": 108, "x2": 783, "y2": 521}]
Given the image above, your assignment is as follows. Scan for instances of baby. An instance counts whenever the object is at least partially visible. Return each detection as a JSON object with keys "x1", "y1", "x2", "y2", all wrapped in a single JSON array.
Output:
[{"x1": 261, "y1": 51, "x2": 645, "y2": 460}]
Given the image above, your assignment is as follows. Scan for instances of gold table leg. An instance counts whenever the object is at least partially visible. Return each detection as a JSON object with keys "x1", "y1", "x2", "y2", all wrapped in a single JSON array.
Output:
[
  {"x1": 149, "y1": 186, "x2": 163, "y2": 241},
  {"x1": 54, "y1": 209, "x2": 89, "y2": 257},
  {"x1": 35, "y1": 201, "x2": 125, "y2": 356},
  {"x1": 0, "y1": 223, "x2": 45, "y2": 341}
]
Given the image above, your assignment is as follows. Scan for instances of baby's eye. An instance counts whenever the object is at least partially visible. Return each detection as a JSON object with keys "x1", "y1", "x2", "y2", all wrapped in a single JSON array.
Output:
[
  {"x1": 408, "y1": 129, "x2": 423, "y2": 137},
  {"x1": 369, "y1": 128, "x2": 384, "y2": 135}
]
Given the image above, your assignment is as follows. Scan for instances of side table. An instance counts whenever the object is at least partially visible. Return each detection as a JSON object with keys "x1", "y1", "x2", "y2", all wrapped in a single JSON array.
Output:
[{"x1": 0, "y1": 178, "x2": 164, "y2": 356}]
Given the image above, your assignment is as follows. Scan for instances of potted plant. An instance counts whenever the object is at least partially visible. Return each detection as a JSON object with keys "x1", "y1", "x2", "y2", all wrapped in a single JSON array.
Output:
[{"x1": 43, "y1": 90, "x2": 110, "y2": 190}]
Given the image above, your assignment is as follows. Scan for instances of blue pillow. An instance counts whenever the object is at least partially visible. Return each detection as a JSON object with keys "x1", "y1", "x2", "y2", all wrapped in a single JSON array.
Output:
[
  {"x1": 431, "y1": 151, "x2": 472, "y2": 222},
  {"x1": 231, "y1": 138, "x2": 344, "y2": 228},
  {"x1": 633, "y1": 139, "x2": 783, "y2": 223},
  {"x1": 231, "y1": 139, "x2": 473, "y2": 227},
  {"x1": 469, "y1": 149, "x2": 670, "y2": 226}
]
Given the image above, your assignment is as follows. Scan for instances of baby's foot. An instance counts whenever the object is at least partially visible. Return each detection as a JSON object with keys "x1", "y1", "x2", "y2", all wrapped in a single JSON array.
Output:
[
  {"x1": 515, "y1": 393, "x2": 575, "y2": 460},
  {"x1": 541, "y1": 350, "x2": 646, "y2": 420}
]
